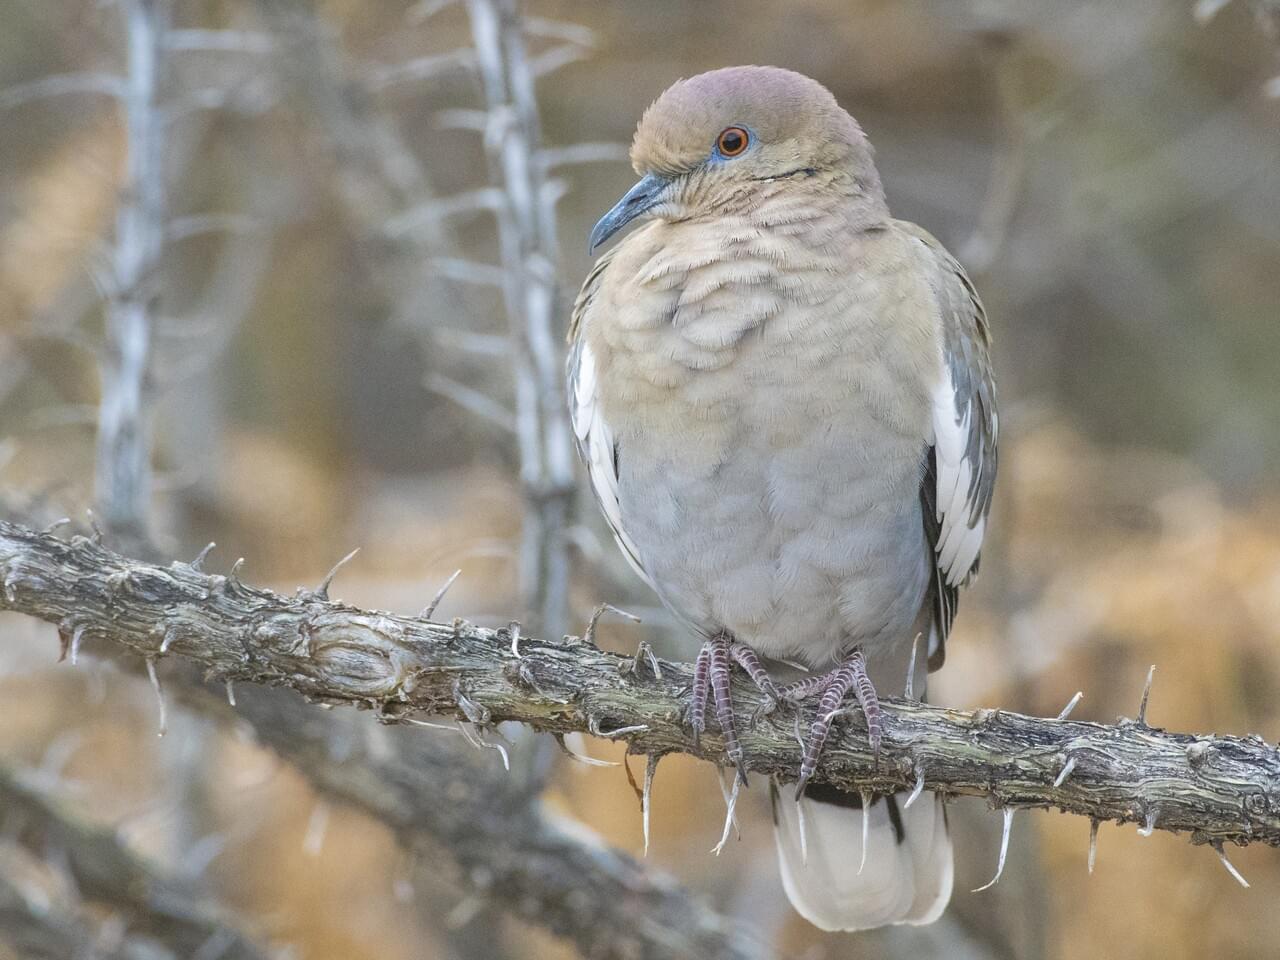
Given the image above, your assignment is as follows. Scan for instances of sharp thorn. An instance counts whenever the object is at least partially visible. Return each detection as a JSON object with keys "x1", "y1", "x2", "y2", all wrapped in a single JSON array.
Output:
[
  {"x1": 583, "y1": 601, "x2": 642, "y2": 647},
  {"x1": 553, "y1": 732, "x2": 619, "y2": 767},
  {"x1": 145, "y1": 657, "x2": 167, "y2": 737},
  {"x1": 508, "y1": 621, "x2": 522, "y2": 658},
  {"x1": 904, "y1": 632, "x2": 921, "y2": 700},
  {"x1": 629, "y1": 640, "x2": 662, "y2": 680},
  {"x1": 1057, "y1": 691, "x2": 1084, "y2": 721},
  {"x1": 41, "y1": 517, "x2": 71, "y2": 535},
  {"x1": 191, "y1": 542, "x2": 216, "y2": 572},
  {"x1": 1137, "y1": 664, "x2": 1156, "y2": 726},
  {"x1": 225, "y1": 680, "x2": 236, "y2": 707},
  {"x1": 488, "y1": 738, "x2": 510, "y2": 771},
  {"x1": 1212, "y1": 840, "x2": 1250, "y2": 888},
  {"x1": 712, "y1": 767, "x2": 741, "y2": 855},
  {"x1": 315, "y1": 548, "x2": 359, "y2": 599},
  {"x1": 1088, "y1": 818, "x2": 1099, "y2": 875},
  {"x1": 642, "y1": 754, "x2": 659, "y2": 857},
  {"x1": 1138, "y1": 808, "x2": 1157, "y2": 837},
  {"x1": 420, "y1": 569, "x2": 462, "y2": 620},
  {"x1": 70, "y1": 623, "x2": 87, "y2": 665},
  {"x1": 796, "y1": 788, "x2": 809, "y2": 865},
  {"x1": 905, "y1": 764, "x2": 926, "y2": 809},
  {"x1": 858, "y1": 790, "x2": 872, "y2": 875},
  {"x1": 972, "y1": 807, "x2": 1015, "y2": 892},
  {"x1": 85, "y1": 509, "x2": 104, "y2": 544},
  {"x1": 1054, "y1": 755, "x2": 1077, "y2": 788}
]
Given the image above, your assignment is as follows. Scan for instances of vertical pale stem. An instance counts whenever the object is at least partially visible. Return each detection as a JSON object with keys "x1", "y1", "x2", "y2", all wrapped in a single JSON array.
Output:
[
  {"x1": 96, "y1": 0, "x2": 167, "y2": 542},
  {"x1": 466, "y1": 0, "x2": 575, "y2": 641}
]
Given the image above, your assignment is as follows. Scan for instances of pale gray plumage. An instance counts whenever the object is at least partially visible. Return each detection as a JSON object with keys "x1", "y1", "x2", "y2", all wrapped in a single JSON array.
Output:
[{"x1": 568, "y1": 65, "x2": 997, "y2": 931}]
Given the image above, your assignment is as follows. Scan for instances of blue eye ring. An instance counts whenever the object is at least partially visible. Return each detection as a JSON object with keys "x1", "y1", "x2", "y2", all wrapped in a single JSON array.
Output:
[{"x1": 715, "y1": 126, "x2": 750, "y2": 158}]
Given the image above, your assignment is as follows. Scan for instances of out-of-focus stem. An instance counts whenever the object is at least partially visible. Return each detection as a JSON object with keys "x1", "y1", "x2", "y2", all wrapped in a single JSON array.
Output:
[
  {"x1": 95, "y1": 0, "x2": 168, "y2": 543},
  {"x1": 466, "y1": 0, "x2": 576, "y2": 642}
]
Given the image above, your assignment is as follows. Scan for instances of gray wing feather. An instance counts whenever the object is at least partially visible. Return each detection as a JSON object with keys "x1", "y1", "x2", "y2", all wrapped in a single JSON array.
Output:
[{"x1": 902, "y1": 223, "x2": 998, "y2": 669}]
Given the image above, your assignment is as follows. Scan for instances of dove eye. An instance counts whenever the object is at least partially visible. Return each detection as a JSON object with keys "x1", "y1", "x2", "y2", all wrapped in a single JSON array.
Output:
[{"x1": 715, "y1": 126, "x2": 750, "y2": 157}]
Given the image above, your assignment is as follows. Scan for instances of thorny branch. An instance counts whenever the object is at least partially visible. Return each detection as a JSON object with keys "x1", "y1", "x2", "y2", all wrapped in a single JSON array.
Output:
[
  {"x1": 3, "y1": 520, "x2": 1280, "y2": 855},
  {"x1": 0, "y1": 521, "x2": 759, "y2": 960}
]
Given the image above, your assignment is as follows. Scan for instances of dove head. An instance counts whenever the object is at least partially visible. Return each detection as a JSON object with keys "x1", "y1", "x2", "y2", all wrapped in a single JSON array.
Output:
[{"x1": 589, "y1": 66, "x2": 886, "y2": 252}]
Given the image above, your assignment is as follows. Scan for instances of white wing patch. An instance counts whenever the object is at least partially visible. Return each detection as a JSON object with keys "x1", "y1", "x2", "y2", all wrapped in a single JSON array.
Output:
[
  {"x1": 569, "y1": 339, "x2": 654, "y2": 591},
  {"x1": 930, "y1": 371, "x2": 988, "y2": 589}
]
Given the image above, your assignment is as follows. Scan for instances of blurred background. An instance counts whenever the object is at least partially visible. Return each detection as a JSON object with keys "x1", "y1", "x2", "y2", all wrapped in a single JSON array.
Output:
[{"x1": 2, "y1": 0, "x2": 1280, "y2": 958}]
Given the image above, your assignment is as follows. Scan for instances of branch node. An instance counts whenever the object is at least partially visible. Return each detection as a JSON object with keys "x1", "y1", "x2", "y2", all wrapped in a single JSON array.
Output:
[
  {"x1": 1186, "y1": 740, "x2": 1213, "y2": 769},
  {"x1": 105, "y1": 568, "x2": 134, "y2": 595}
]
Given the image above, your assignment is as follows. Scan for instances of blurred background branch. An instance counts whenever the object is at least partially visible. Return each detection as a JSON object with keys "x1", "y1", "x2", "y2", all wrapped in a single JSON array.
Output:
[
  {"x1": 0, "y1": 764, "x2": 268, "y2": 960},
  {"x1": 93, "y1": 0, "x2": 167, "y2": 550}
]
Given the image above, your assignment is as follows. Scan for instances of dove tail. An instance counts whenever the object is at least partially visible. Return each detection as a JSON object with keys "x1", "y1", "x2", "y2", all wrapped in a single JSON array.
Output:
[{"x1": 771, "y1": 782, "x2": 953, "y2": 931}]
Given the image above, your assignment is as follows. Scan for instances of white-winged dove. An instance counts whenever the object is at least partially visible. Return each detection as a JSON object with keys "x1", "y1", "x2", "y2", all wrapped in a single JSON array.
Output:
[{"x1": 568, "y1": 65, "x2": 997, "y2": 931}]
